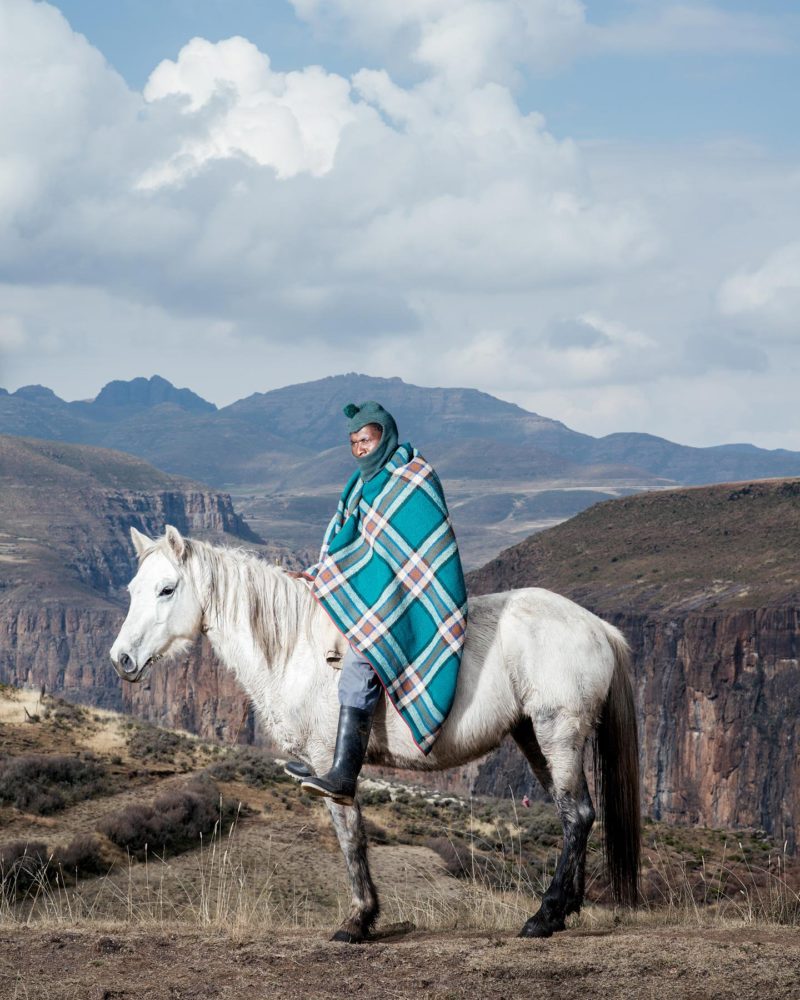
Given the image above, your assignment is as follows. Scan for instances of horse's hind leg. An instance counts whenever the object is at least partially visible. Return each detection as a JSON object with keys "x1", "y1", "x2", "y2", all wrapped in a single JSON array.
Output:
[
  {"x1": 325, "y1": 798, "x2": 380, "y2": 943},
  {"x1": 512, "y1": 714, "x2": 595, "y2": 939}
]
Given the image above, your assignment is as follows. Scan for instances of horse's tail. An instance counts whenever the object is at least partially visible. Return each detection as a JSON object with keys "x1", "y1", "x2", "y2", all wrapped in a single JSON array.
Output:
[{"x1": 594, "y1": 625, "x2": 641, "y2": 907}]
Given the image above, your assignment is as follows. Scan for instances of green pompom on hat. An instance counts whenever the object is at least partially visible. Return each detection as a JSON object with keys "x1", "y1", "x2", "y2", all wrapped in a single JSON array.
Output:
[{"x1": 343, "y1": 400, "x2": 399, "y2": 481}]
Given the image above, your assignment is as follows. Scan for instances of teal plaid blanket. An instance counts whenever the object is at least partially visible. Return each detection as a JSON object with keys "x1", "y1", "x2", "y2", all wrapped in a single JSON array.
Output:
[{"x1": 310, "y1": 443, "x2": 467, "y2": 753}]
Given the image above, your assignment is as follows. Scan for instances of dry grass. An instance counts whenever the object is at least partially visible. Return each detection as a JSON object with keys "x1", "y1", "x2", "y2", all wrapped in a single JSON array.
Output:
[
  {"x1": 2, "y1": 808, "x2": 798, "y2": 940},
  {"x1": 1, "y1": 686, "x2": 798, "y2": 941},
  {"x1": 0, "y1": 686, "x2": 45, "y2": 725}
]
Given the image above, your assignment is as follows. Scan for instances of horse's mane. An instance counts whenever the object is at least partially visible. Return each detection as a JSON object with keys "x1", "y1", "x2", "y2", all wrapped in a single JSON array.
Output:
[{"x1": 149, "y1": 537, "x2": 316, "y2": 666}]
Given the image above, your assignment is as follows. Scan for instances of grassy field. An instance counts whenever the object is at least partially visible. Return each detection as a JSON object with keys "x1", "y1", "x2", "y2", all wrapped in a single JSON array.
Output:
[{"x1": 1, "y1": 685, "x2": 798, "y2": 997}]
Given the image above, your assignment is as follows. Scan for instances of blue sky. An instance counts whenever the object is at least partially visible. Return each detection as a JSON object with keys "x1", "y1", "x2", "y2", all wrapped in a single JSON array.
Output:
[{"x1": 1, "y1": 0, "x2": 799, "y2": 448}]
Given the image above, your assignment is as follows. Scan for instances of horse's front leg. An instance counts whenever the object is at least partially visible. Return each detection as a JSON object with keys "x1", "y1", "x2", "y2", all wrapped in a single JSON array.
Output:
[{"x1": 325, "y1": 798, "x2": 380, "y2": 942}]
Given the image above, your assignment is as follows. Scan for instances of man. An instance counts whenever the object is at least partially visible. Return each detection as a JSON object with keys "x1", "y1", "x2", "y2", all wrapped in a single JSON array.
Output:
[{"x1": 285, "y1": 400, "x2": 468, "y2": 805}]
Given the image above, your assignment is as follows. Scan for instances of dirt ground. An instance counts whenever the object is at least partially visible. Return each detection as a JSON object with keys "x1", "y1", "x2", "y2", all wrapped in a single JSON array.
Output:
[
  {"x1": 0, "y1": 925, "x2": 798, "y2": 1000},
  {"x1": 3, "y1": 698, "x2": 799, "y2": 999}
]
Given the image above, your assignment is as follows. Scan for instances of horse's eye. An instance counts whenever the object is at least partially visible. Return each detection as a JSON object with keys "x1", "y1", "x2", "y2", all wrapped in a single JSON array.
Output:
[{"x1": 158, "y1": 585, "x2": 176, "y2": 598}]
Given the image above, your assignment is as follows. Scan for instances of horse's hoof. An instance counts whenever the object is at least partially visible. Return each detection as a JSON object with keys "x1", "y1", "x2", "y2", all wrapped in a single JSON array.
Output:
[
  {"x1": 518, "y1": 916, "x2": 565, "y2": 939},
  {"x1": 518, "y1": 921, "x2": 552, "y2": 939},
  {"x1": 331, "y1": 929, "x2": 366, "y2": 944}
]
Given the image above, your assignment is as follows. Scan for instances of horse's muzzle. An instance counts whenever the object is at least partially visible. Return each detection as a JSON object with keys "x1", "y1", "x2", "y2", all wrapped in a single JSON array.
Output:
[{"x1": 112, "y1": 651, "x2": 161, "y2": 683}]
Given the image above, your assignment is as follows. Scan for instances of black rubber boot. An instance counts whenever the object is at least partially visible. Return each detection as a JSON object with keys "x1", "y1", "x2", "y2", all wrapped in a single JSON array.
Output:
[
  {"x1": 301, "y1": 706, "x2": 373, "y2": 806},
  {"x1": 284, "y1": 760, "x2": 313, "y2": 781}
]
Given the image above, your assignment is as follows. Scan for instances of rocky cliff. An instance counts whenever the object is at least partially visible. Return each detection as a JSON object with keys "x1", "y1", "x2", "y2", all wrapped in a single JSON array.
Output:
[
  {"x1": 0, "y1": 434, "x2": 299, "y2": 742},
  {"x1": 468, "y1": 478, "x2": 800, "y2": 849}
]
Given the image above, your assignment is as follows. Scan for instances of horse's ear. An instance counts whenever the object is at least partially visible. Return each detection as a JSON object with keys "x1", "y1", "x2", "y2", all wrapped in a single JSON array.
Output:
[
  {"x1": 130, "y1": 526, "x2": 154, "y2": 559},
  {"x1": 164, "y1": 524, "x2": 186, "y2": 562}
]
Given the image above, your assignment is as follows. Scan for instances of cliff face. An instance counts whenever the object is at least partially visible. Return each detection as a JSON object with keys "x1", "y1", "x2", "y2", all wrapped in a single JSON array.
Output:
[
  {"x1": 468, "y1": 479, "x2": 800, "y2": 849},
  {"x1": 0, "y1": 599, "x2": 255, "y2": 745},
  {"x1": 0, "y1": 434, "x2": 298, "y2": 743},
  {"x1": 120, "y1": 638, "x2": 255, "y2": 744},
  {"x1": 616, "y1": 607, "x2": 799, "y2": 849},
  {"x1": 0, "y1": 606, "x2": 125, "y2": 710},
  {"x1": 61, "y1": 488, "x2": 262, "y2": 595}
]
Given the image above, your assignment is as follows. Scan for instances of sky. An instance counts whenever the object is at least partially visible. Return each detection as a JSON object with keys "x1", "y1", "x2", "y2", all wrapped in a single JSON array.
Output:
[{"x1": 0, "y1": 0, "x2": 798, "y2": 449}]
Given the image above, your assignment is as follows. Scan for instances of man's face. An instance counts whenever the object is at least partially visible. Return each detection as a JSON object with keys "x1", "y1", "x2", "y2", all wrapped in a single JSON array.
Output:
[{"x1": 350, "y1": 423, "x2": 382, "y2": 459}]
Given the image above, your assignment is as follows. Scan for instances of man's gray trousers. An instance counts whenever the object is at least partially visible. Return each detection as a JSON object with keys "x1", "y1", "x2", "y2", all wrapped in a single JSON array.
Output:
[{"x1": 338, "y1": 642, "x2": 382, "y2": 712}]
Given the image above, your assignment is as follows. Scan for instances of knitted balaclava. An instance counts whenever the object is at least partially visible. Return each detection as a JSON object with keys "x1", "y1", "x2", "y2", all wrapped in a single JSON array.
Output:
[{"x1": 343, "y1": 400, "x2": 399, "y2": 481}]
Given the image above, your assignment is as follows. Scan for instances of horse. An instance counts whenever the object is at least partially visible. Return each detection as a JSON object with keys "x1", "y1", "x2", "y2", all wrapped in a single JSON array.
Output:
[{"x1": 110, "y1": 524, "x2": 640, "y2": 941}]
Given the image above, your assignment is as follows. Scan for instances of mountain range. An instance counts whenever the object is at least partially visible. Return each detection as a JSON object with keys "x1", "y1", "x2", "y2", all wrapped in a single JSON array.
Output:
[{"x1": 4, "y1": 373, "x2": 800, "y2": 566}]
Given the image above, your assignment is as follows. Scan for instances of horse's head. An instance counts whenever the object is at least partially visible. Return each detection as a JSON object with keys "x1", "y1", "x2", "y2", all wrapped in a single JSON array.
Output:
[{"x1": 110, "y1": 525, "x2": 203, "y2": 683}]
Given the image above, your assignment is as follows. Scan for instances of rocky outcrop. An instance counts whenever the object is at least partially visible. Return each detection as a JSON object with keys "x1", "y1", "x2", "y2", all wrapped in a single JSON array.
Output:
[{"x1": 468, "y1": 478, "x2": 800, "y2": 850}]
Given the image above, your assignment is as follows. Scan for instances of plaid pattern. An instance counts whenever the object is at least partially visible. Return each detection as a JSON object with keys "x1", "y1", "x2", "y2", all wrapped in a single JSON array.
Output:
[{"x1": 309, "y1": 444, "x2": 467, "y2": 753}]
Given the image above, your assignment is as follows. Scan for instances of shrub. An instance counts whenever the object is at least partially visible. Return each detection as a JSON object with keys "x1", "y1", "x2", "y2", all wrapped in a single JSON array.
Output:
[
  {"x1": 46, "y1": 698, "x2": 88, "y2": 727},
  {"x1": 99, "y1": 776, "x2": 235, "y2": 860},
  {"x1": 425, "y1": 836, "x2": 508, "y2": 889},
  {"x1": 359, "y1": 786, "x2": 392, "y2": 806},
  {"x1": 56, "y1": 835, "x2": 107, "y2": 877},
  {"x1": 0, "y1": 754, "x2": 109, "y2": 815},
  {"x1": 207, "y1": 747, "x2": 288, "y2": 788},
  {"x1": 127, "y1": 725, "x2": 196, "y2": 764},
  {"x1": 0, "y1": 835, "x2": 108, "y2": 896},
  {"x1": 364, "y1": 818, "x2": 392, "y2": 845},
  {"x1": 426, "y1": 836, "x2": 475, "y2": 878},
  {"x1": 206, "y1": 758, "x2": 238, "y2": 783},
  {"x1": 0, "y1": 840, "x2": 52, "y2": 896}
]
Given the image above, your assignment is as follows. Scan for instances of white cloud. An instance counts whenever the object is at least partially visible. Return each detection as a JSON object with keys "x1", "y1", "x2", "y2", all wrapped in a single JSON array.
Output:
[
  {"x1": 0, "y1": 0, "x2": 137, "y2": 227},
  {"x1": 290, "y1": 0, "x2": 792, "y2": 85},
  {"x1": 718, "y1": 243, "x2": 800, "y2": 340},
  {"x1": 140, "y1": 36, "x2": 359, "y2": 186},
  {"x1": 291, "y1": 0, "x2": 587, "y2": 81}
]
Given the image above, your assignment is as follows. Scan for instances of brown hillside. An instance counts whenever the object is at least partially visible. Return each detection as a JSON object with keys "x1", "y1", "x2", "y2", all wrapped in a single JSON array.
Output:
[{"x1": 469, "y1": 478, "x2": 800, "y2": 613}]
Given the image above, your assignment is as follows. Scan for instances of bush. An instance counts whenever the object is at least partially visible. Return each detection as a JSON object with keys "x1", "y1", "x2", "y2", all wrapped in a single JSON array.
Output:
[
  {"x1": 45, "y1": 698, "x2": 88, "y2": 727},
  {"x1": 56, "y1": 835, "x2": 107, "y2": 877},
  {"x1": 207, "y1": 747, "x2": 288, "y2": 789},
  {"x1": 359, "y1": 786, "x2": 392, "y2": 806},
  {"x1": 0, "y1": 840, "x2": 52, "y2": 895},
  {"x1": 426, "y1": 836, "x2": 475, "y2": 878},
  {"x1": 0, "y1": 835, "x2": 108, "y2": 896},
  {"x1": 0, "y1": 754, "x2": 109, "y2": 815},
  {"x1": 99, "y1": 776, "x2": 236, "y2": 860},
  {"x1": 425, "y1": 836, "x2": 508, "y2": 889},
  {"x1": 364, "y1": 818, "x2": 392, "y2": 845},
  {"x1": 127, "y1": 725, "x2": 196, "y2": 764}
]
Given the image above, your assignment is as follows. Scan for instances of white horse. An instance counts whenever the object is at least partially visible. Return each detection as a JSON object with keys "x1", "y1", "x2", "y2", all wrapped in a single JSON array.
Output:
[{"x1": 110, "y1": 525, "x2": 640, "y2": 941}]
